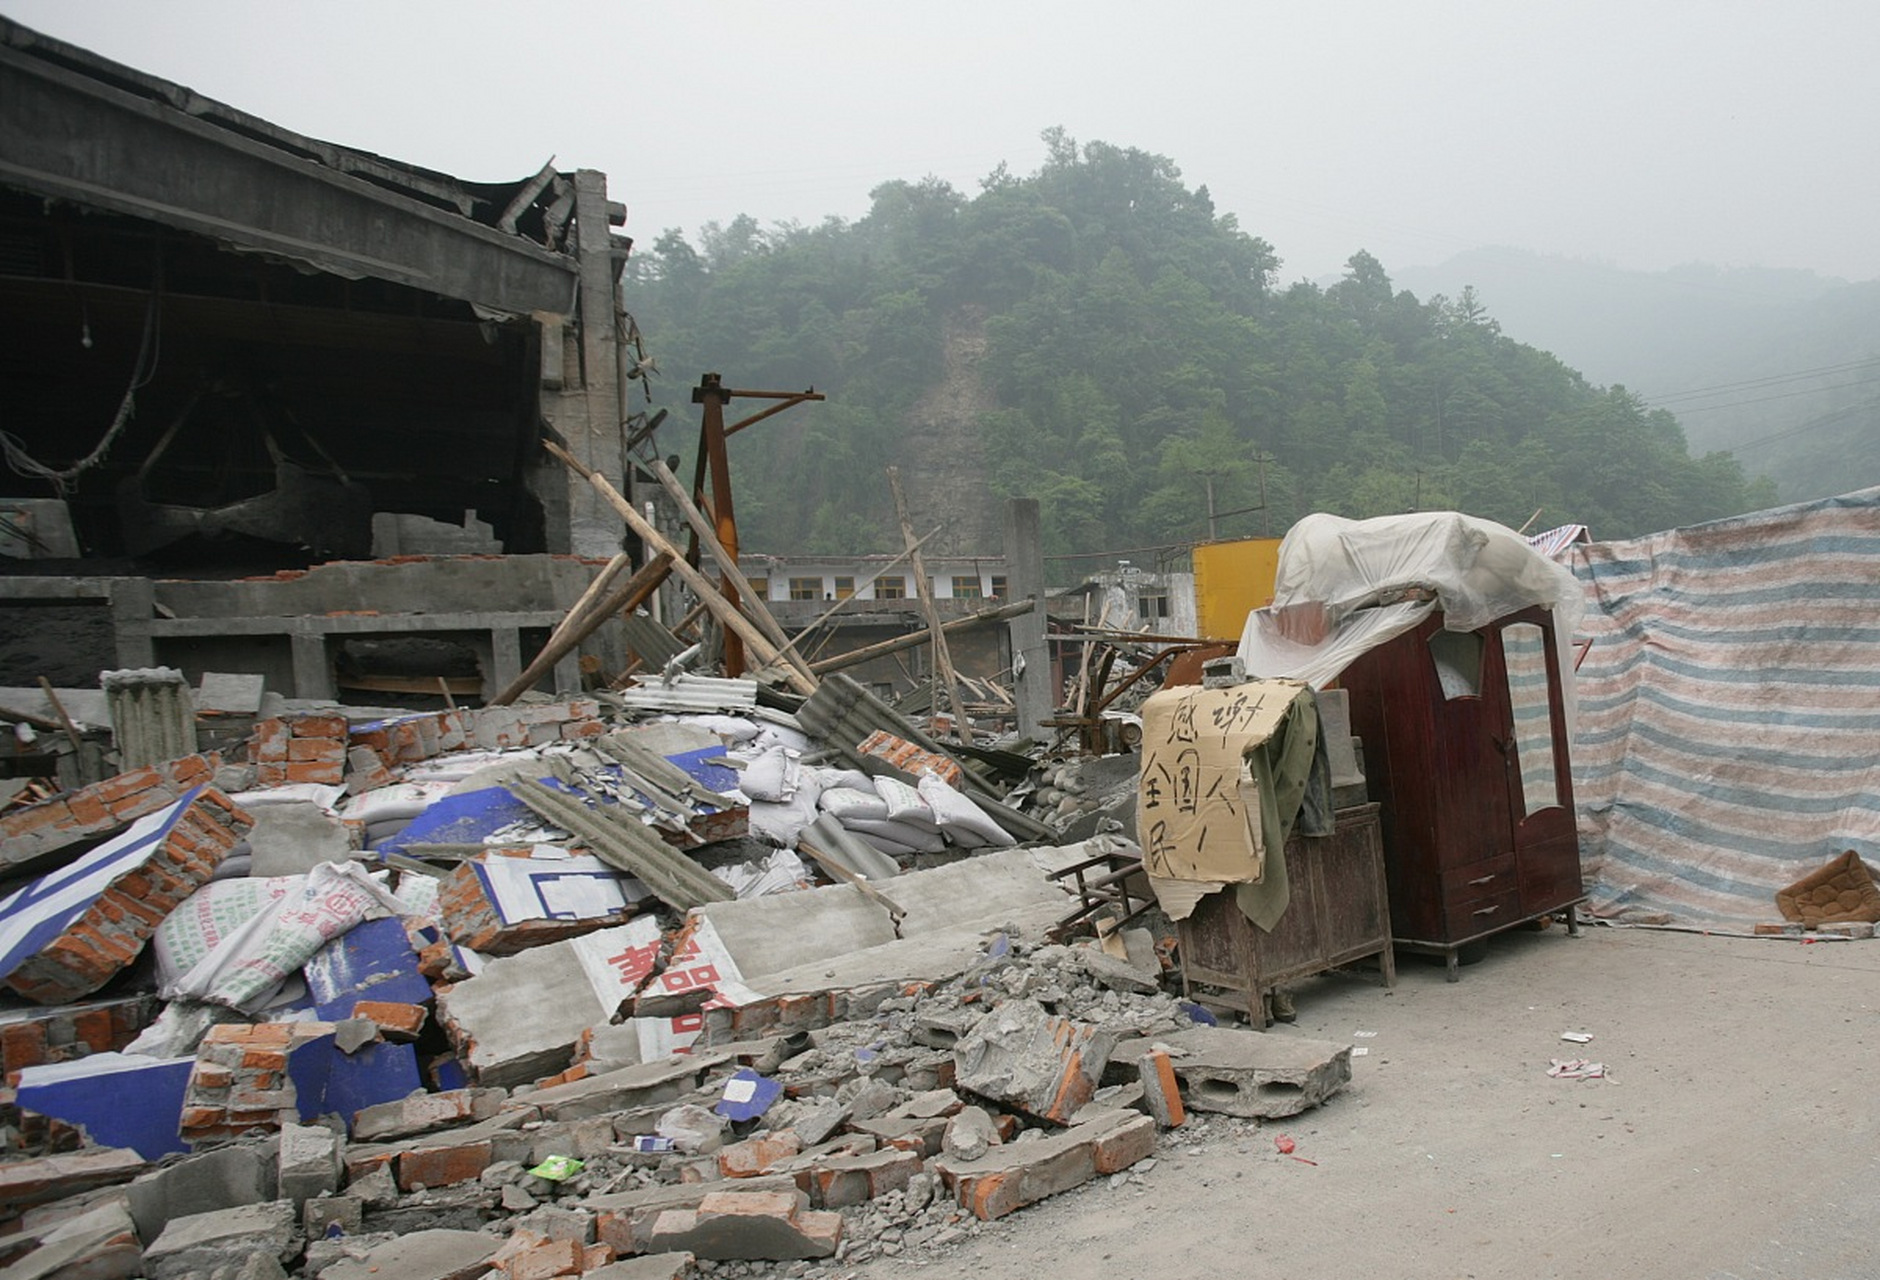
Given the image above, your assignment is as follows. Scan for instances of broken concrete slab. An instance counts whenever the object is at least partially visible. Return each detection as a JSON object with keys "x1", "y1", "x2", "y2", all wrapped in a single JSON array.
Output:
[
  {"x1": 518, "y1": 1049, "x2": 735, "y2": 1123},
  {"x1": 125, "y1": 1142, "x2": 277, "y2": 1244},
  {"x1": 801, "y1": 1147, "x2": 922, "y2": 1209},
  {"x1": 350, "y1": 1087, "x2": 507, "y2": 1143},
  {"x1": 942, "y1": 1106, "x2": 999, "y2": 1162},
  {"x1": 433, "y1": 918, "x2": 661, "y2": 1088},
  {"x1": 313, "y1": 1228, "x2": 497, "y2": 1280},
  {"x1": 582, "y1": 1253, "x2": 698, "y2": 1280},
  {"x1": 642, "y1": 1189, "x2": 842, "y2": 1262},
  {"x1": 278, "y1": 1122, "x2": 342, "y2": 1205},
  {"x1": 241, "y1": 802, "x2": 350, "y2": 877},
  {"x1": 935, "y1": 1110, "x2": 1156, "y2": 1220},
  {"x1": 1111, "y1": 1026, "x2": 1352, "y2": 1118},
  {"x1": 585, "y1": 1176, "x2": 799, "y2": 1256},
  {"x1": 953, "y1": 998, "x2": 1114, "y2": 1125},
  {"x1": 14, "y1": 1051, "x2": 194, "y2": 1159},
  {"x1": 142, "y1": 1199, "x2": 298, "y2": 1280},
  {"x1": 0, "y1": 1148, "x2": 145, "y2": 1220},
  {"x1": 0, "y1": 787, "x2": 246, "y2": 1004},
  {"x1": 0, "y1": 1197, "x2": 142, "y2": 1280}
]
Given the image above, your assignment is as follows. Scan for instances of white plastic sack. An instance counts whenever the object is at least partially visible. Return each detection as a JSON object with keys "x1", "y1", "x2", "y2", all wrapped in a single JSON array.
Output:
[
  {"x1": 808, "y1": 765, "x2": 876, "y2": 794},
  {"x1": 873, "y1": 776, "x2": 938, "y2": 829},
  {"x1": 738, "y1": 746, "x2": 800, "y2": 803},
  {"x1": 673, "y1": 714, "x2": 762, "y2": 743},
  {"x1": 339, "y1": 782, "x2": 438, "y2": 825},
  {"x1": 917, "y1": 774, "x2": 1017, "y2": 849},
  {"x1": 229, "y1": 783, "x2": 345, "y2": 812},
  {"x1": 712, "y1": 849, "x2": 813, "y2": 899},
  {"x1": 819, "y1": 786, "x2": 890, "y2": 823},
  {"x1": 161, "y1": 861, "x2": 411, "y2": 1013},
  {"x1": 747, "y1": 790, "x2": 821, "y2": 848},
  {"x1": 751, "y1": 723, "x2": 814, "y2": 755}
]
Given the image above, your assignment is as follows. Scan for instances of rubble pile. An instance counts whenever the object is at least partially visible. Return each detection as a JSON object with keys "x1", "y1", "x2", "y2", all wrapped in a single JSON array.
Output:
[{"x1": 0, "y1": 674, "x2": 1354, "y2": 1277}]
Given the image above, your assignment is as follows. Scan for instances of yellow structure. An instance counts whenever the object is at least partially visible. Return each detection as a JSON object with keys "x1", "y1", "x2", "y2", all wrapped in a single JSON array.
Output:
[{"x1": 1192, "y1": 536, "x2": 1283, "y2": 640}]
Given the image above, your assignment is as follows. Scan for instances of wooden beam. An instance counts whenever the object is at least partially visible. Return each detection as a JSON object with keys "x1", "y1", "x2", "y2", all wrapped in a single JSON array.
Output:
[
  {"x1": 542, "y1": 441, "x2": 815, "y2": 695},
  {"x1": 887, "y1": 467, "x2": 968, "y2": 735},
  {"x1": 489, "y1": 552, "x2": 673, "y2": 705},
  {"x1": 642, "y1": 455, "x2": 815, "y2": 686},
  {"x1": 767, "y1": 523, "x2": 945, "y2": 666},
  {"x1": 808, "y1": 600, "x2": 1034, "y2": 675}
]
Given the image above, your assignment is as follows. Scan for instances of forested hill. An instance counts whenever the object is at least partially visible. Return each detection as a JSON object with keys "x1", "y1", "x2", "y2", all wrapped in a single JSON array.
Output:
[{"x1": 620, "y1": 131, "x2": 1775, "y2": 562}]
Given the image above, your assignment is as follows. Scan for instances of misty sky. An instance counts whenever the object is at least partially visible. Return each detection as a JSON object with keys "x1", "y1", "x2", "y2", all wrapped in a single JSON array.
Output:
[{"x1": 7, "y1": 1, "x2": 1877, "y2": 284}]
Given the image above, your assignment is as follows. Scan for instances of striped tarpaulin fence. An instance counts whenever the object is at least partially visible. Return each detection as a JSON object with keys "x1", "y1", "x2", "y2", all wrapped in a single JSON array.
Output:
[{"x1": 1565, "y1": 487, "x2": 1880, "y2": 926}]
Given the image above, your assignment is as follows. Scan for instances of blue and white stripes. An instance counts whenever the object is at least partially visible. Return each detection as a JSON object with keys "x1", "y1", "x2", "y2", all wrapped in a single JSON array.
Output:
[{"x1": 1566, "y1": 488, "x2": 1880, "y2": 925}]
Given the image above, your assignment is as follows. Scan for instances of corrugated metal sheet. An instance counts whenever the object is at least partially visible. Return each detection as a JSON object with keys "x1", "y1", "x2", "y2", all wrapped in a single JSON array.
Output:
[
  {"x1": 1568, "y1": 488, "x2": 1880, "y2": 926},
  {"x1": 615, "y1": 674, "x2": 758, "y2": 714}
]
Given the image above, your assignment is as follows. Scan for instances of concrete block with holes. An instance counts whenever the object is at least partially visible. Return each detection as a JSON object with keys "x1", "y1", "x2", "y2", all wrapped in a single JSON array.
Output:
[{"x1": 1109, "y1": 1027, "x2": 1350, "y2": 1119}]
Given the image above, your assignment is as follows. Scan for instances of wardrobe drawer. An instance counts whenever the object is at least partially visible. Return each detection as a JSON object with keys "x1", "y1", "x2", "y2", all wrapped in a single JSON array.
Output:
[
  {"x1": 1443, "y1": 886, "x2": 1524, "y2": 938},
  {"x1": 1440, "y1": 853, "x2": 1518, "y2": 906}
]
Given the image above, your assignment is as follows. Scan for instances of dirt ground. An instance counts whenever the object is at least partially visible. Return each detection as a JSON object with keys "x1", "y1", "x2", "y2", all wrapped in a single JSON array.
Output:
[{"x1": 850, "y1": 925, "x2": 1880, "y2": 1280}]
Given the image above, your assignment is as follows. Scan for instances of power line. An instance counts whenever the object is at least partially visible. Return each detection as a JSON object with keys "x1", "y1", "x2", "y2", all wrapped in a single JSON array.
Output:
[
  {"x1": 1665, "y1": 371, "x2": 1880, "y2": 416},
  {"x1": 1719, "y1": 397, "x2": 1880, "y2": 454},
  {"x1": 1645, "y1": 355, "x2": 1880, "y2": 406}
]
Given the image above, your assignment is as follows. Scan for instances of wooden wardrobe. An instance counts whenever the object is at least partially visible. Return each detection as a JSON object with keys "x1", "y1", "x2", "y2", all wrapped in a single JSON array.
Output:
[{"x1": 1338, "y1": 604, "x2": 1584, "y2": 977}]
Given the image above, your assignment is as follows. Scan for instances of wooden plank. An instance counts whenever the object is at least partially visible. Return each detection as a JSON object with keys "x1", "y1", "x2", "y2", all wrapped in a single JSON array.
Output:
[
  {"x1": 542, "y1": 440, "x2": 815, "y2": 696},
  {"x1": 887, "y1": 466, "x2": 967, "y2": 735}
]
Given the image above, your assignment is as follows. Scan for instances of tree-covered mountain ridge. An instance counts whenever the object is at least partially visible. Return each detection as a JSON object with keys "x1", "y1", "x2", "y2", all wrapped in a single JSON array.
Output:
[{"x1": 621, "y1": 131, "x2": 1775, "y2": 565}]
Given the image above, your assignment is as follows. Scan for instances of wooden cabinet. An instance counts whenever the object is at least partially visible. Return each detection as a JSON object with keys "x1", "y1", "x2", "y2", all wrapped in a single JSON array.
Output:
[
  {"x1": 1339, "y1": 605, "x2": 1584, "y2": 978},
  {"x1": 1177, "y1": 803, "x2": 1395, "y2": 1026}
]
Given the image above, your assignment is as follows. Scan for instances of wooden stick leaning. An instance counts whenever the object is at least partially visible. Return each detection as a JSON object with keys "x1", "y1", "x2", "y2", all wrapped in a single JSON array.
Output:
[
  {"x1": 542, "y1": 441, "x2": 816, "y2": 696},
  {"x1": 767, "y1": 522, "x2": 945, "y2": 666},
  {"x1": 641, "y1": 455, "x2": 815, "y2": 686},
  {"x1": 887, "y1": 466, "x2": 968, "y2": 735},
  {"x1": 489, "y1": 552, "x2": 674, "y2": 705}
]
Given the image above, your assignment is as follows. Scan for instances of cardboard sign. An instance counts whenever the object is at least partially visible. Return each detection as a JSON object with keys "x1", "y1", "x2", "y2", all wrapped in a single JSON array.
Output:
[{"x1": 1136, "y1": 680, "x2": 1306, "y2": 884}]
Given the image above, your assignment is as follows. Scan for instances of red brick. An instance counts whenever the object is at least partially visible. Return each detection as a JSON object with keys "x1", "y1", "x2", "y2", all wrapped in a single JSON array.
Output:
[
  {"x1": 252, "y1": 718, "x2": 290, "y2": 762},
  {"x1": 397, "y1": 1139, "x2": 493, "y2": 1190},
  {"x1": 63, "y1": 791, "x2": 112, "y2": 829},
  {"x1": 288, "y1": 713, "x2": 349, "y2": 739},
  {"x1": 93, "y1": 767, "x2": 162, "y2": 806},
  {"x1": 0, "y1": 797, "x2": 75, "y2": 839},
  {"x1": 351, "y1": 1001, "x2": 428, "y2": 1041},
  {"x1": 284, "y1": 761, "x2": 345, "y2": 785},
  {"x1": 1, "y1": 1024, "x2": 48, "y2": 1075},
  {"x1": 288, "y1": 737, "x2": 347, "y2": 763},
  {"x1": 718, "y1": 1131, "x2": 802, "y2": 1179}
]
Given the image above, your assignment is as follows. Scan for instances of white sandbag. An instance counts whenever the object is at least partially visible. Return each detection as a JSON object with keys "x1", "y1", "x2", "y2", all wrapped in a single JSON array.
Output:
[
  {"x1": 712, "y1": 848, "x2": 813, "y2": 898},
  {"x1": 819, "y1": 786, "x2": 890, "y2": 823},
  {"x1": 161, "y1": 861, "x2": 411, "y2": 1013},
  {"x1": 747, "y1": 789, "x2": 821, "y2": 848},
  {"x1": 807, "y1": 765, "x2": 875, "y2": 794},
  {"x1": 153, "y1": 875, "x2": 300, "y2": 987},
  {"x1": 918, "y1": 774, "x2": 1018, "y2": 848},
  {"x1": 873, "y1": 775, "x2": 939, "y2": 829},
  {"x1": 738, "y1": 745, "x2": 801, "y2": 803},
  {"x1": 673, "y1": 714, "x2": 762, "y2": 743},
  {"x1": 229, "y1": 782, "x2": 344, "y2": 812},
  {"x1": 339, "y1": 782, "x2": 437, "y2": 825},
  {"x1": 751, "y1": 723, "x2": 814, "y2": 755}
]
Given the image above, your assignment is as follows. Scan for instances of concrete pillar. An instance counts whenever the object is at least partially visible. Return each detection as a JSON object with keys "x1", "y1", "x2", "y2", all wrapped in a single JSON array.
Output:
[
  {"x1": 564, "y1": 169, "x2": 626, "y2": 558},
  {"x1": 1004, "y1": 498, "x2": 1052, "y2": 735},
  {"x1": 288, "y1": 626, "x2": 333, "y2": 700},
  {"x1": 489, "y1": 628, "x2": 522, "y2": 702}
]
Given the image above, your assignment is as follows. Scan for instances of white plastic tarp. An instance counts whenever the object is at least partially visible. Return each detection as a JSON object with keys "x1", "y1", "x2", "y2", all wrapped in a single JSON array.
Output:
[{"x1": 1236, "y1": 511, "x2": 1584, "y2": 694}]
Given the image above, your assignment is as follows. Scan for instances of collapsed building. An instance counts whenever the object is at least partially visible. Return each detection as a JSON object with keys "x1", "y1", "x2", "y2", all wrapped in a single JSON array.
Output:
[{"x1": 3, "y1": 18, "x2": 1876, "y2": 1280}]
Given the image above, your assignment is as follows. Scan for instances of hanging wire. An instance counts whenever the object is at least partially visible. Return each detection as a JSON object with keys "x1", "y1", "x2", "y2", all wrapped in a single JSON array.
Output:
[{"x1": 2, "y1": 240, "x2": 164, "y2": 495}]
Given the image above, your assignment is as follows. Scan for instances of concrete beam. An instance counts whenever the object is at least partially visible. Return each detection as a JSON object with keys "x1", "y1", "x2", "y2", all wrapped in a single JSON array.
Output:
[
  {"x1": 1004, "y1": 498, "x2": 1052, "y2": 735},
  {"x1": 0, "y1": 43, "x2": 578, "y2": 317}
]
